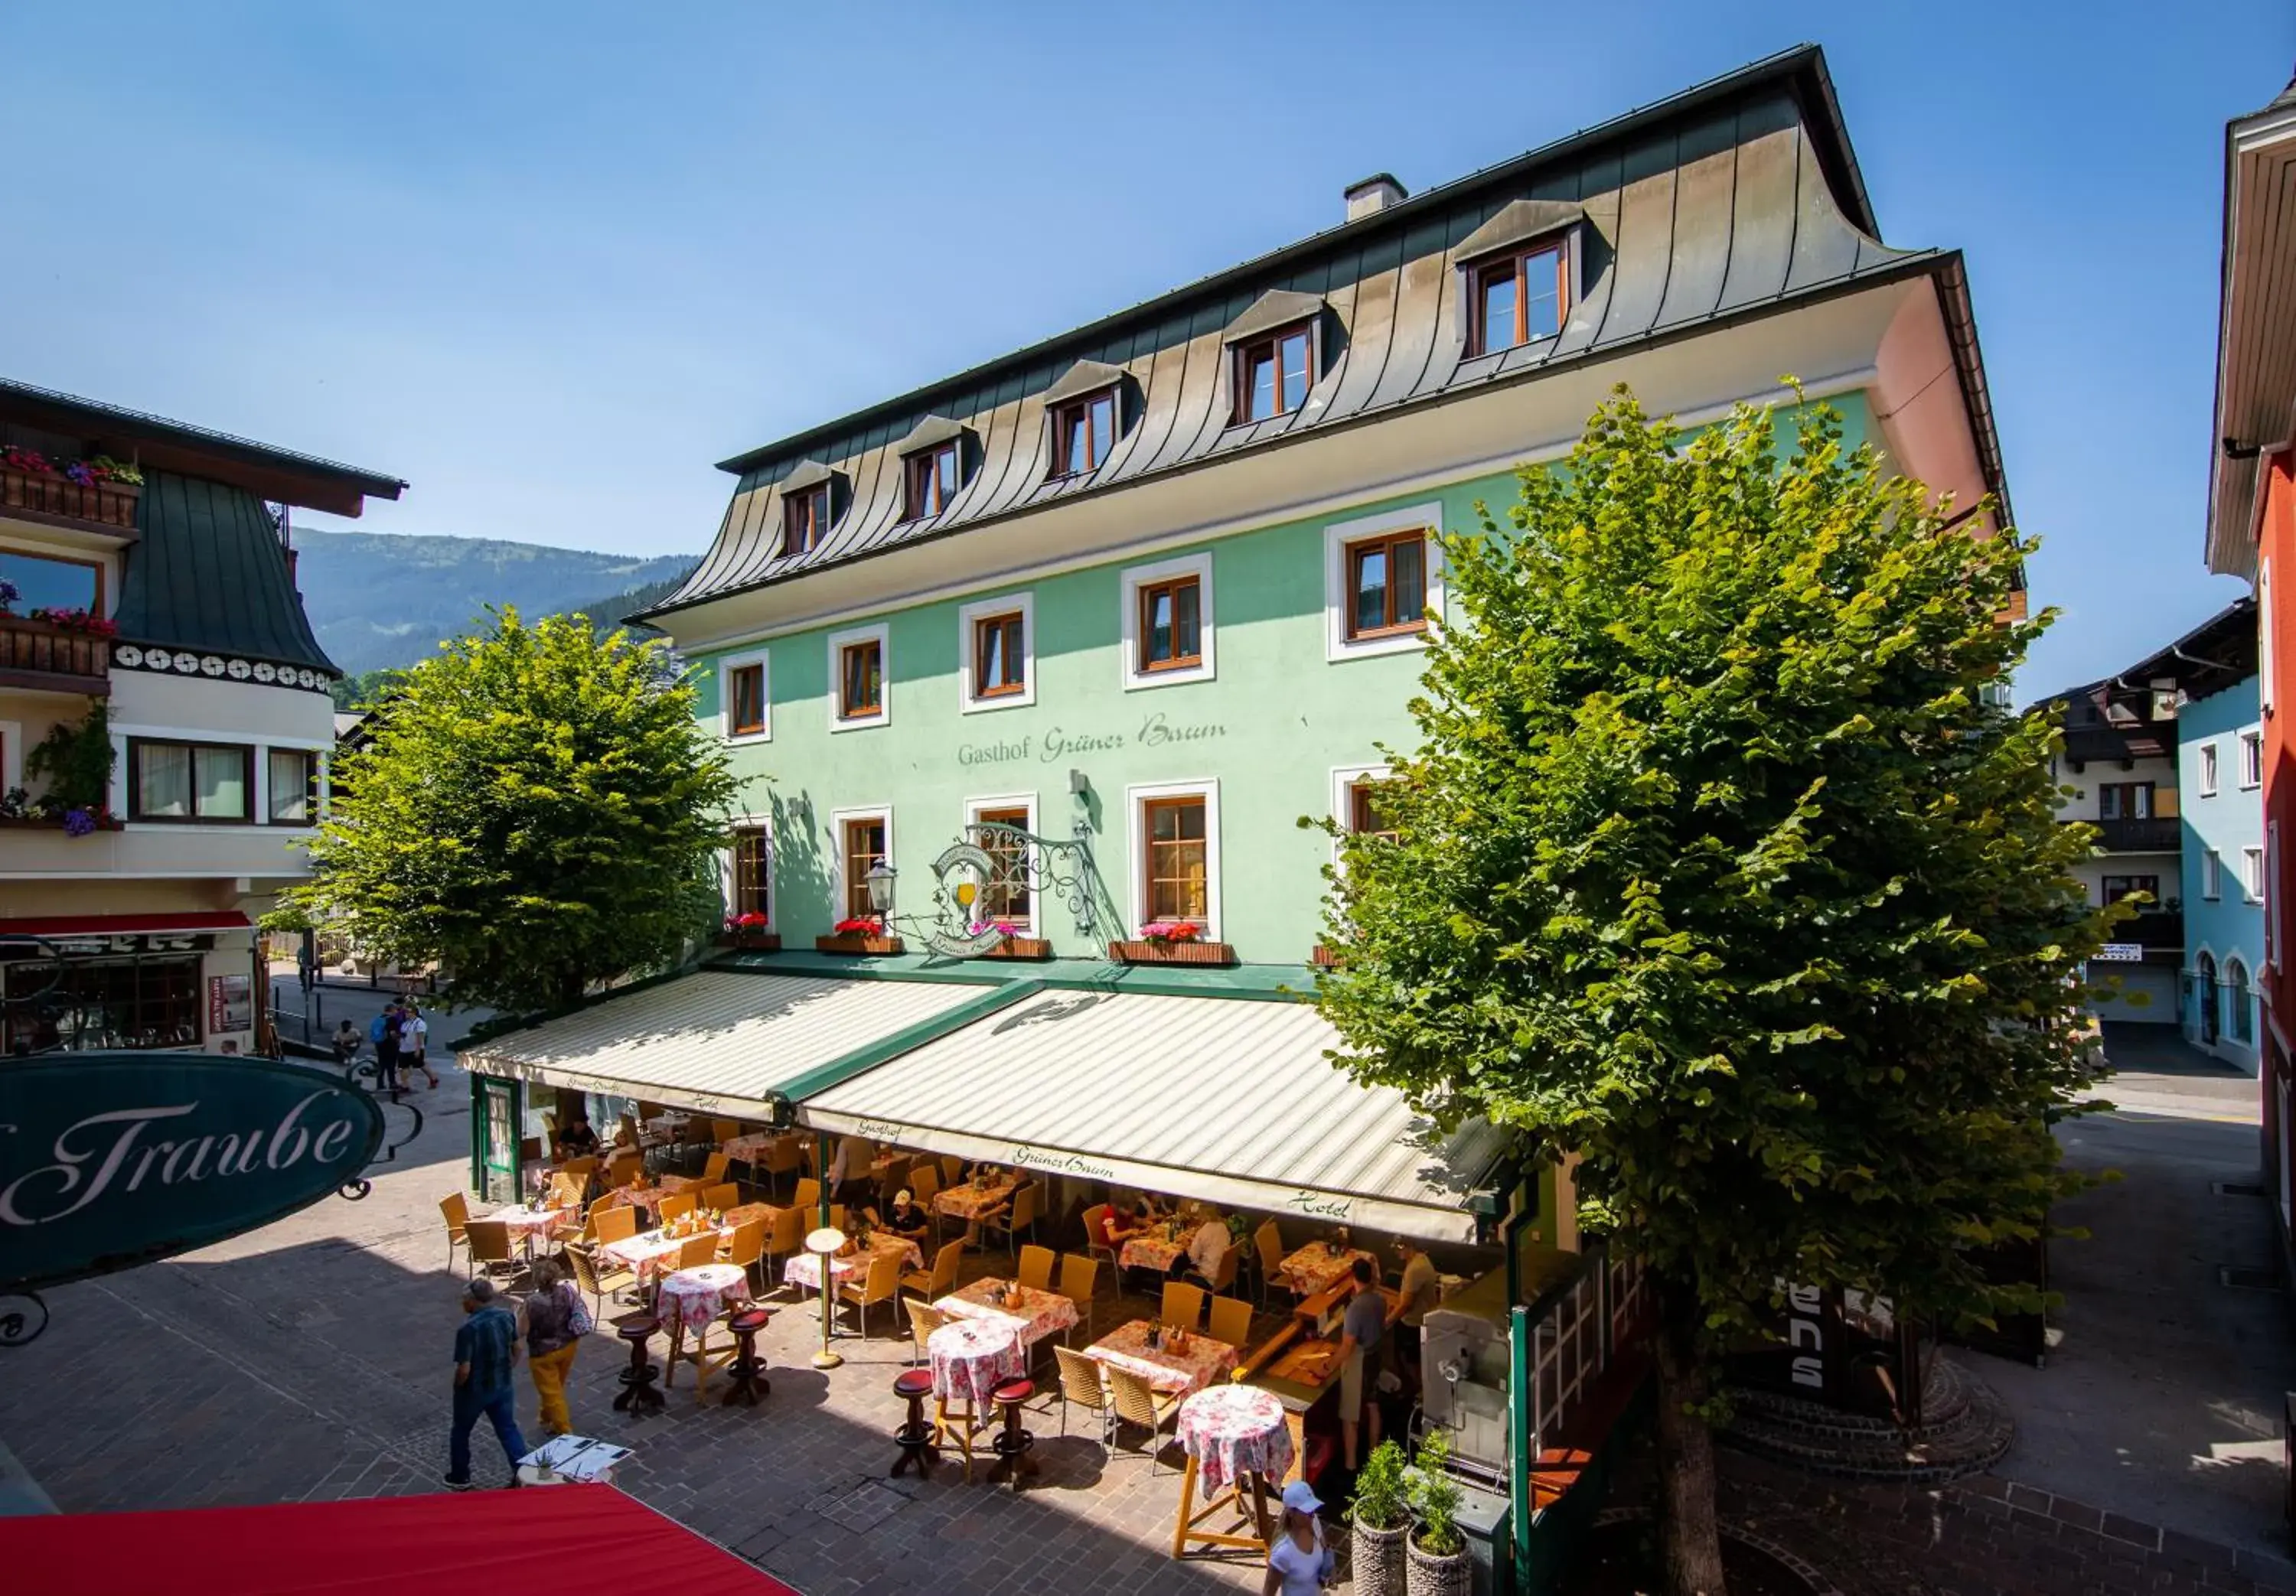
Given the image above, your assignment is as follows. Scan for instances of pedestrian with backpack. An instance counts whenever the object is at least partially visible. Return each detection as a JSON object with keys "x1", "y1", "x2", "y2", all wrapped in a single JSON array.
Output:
[{"x1": 370, "y1": 1002, "x2": 402, "y2": 1099}]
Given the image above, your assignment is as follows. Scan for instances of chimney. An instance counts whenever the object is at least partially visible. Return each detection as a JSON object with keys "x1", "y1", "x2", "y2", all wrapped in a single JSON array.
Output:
[{"x1": 1344, "y1": 173, "x2": 1407, "y2": 222}]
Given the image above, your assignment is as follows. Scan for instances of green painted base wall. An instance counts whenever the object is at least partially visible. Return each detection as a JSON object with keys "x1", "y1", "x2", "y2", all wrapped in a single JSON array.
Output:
[{"x1": 696, "y1": 397, "x2": 1875, "y2": 963}]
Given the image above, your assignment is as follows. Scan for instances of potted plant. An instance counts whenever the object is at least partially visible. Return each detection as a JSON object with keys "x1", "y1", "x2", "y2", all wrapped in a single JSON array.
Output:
[
  {"x1": 90, "y1": 456, "x2": 142, "y2": 490},
  {"x1": 1108, "y1": 920, "x2": 1238, "y2": 966},
  {"x1": 1404, "y1": 1429, "x2": 1470, "y2": 1596},
  {"x1": 817, "y1": 916, "x2": 904, "y2": 956},
  {"x1": 719, "y1": 911, "x2": 780, "y2": 951},
  {"x1": 1349, "y1": 1439, "x2": 1411, "y2": 1596},
  {"x1": 975, "y1": 920, "x2": 1051, "y2": 960}
]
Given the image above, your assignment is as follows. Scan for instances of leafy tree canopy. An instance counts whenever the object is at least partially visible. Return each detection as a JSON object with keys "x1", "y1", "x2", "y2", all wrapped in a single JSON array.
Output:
[
  {"x1": 281, "y1": 609, "x2": 740, "y2": 1013},
  {"x1": 1312, "y1": 390, "x2": 2105, "y2": 1590}
]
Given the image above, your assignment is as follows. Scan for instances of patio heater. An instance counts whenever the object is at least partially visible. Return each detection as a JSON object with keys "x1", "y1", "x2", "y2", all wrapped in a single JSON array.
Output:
[{"x1": 804, "y1": 1226, "x2": 846, "y2": 1370}]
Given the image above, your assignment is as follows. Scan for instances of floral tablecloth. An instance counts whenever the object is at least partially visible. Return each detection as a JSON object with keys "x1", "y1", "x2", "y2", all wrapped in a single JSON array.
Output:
[
  {"x1": 1276, "y1": 1243, "x2": 1378, "y2": 1297},
  {"x1": 721, "y1": 1202, "x2": 781, "y2": 1233},
  {"x1": 1176, "y1": 1384, "x2": 1293, "y2": 1497},
  {"x1": 1117, "y1": 1232, "x2": 1189, "y2": 1273},
  {"x1": 781, "y1": 1231, "x2": 924, "y2": 1293},
  {"x1": 721, "y1": 1132, "x2": 794, "y2": 1164},
  {"x1": 602, "y1": 1224, "x2": 729, "y2": 1284},
  {"x1": 490, "y1": 1203, "x2": 577, "y2": 1242},
  {"x1": 656, "y1": 1262, "x2": 748, "y2": 1334},
  {"x1": 927, "y1": 1318, "x2": 1024, "y2": 1411},
  {"x1": 1084, "y1": 1319, "x2": 1238, "y2": 1396},
  {"x1": 933, "y1": 1177, "x2": 1018, "y2": 1221},
  {"x1": 602, "y1": 1174, "x2": 696, "y2": 1220},
  {"x1": 935, "y1": 1277, "x2": 1078, "y2": 1347}
]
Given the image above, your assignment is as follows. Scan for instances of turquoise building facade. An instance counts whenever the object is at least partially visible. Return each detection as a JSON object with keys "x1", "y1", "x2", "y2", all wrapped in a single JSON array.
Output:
[{"x1": 2181, "y1": 670, "x2": 2265, "y2": 1069}]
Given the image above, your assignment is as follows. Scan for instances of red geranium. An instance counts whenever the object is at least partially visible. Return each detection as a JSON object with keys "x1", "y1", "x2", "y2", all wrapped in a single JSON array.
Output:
[
  {"x1": 833, "y1": 917, "x2": 882, "y2": 935},
  {"x1": 1141, "y1": 920, "x2": 1201, "y2": 943}
]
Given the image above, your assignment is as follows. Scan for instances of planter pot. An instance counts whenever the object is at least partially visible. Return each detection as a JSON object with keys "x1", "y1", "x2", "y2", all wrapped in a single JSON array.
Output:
[
  {"x1": 978, "y1": 936, "x2": 1052, "y2": 961},
  {"x1": 816, "y1": 933, "x2": 904, "y2": 956},
  {"x1": 1310, "y1": 944, "x2": 1343, "y2": 969},
  {"x1": 1108, "y1": 938, "x2": 1237, "y2": 966},
  {"x1": 714, "y1": 931, "x2": 782, "y2": 952},
  {"x1": 0, "y1": 814, "x2": 124, "y2": 833},
  {"x1": 1352, "y1": 1519, "x2": 1408, "y2": 1596},
  {"x1": 1404, "y1": 1536, "x2": 1471, "y2": 1596}
]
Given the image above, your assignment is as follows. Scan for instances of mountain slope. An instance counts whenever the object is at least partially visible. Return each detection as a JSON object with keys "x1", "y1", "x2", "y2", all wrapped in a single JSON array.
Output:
[{"x1": 293, "y1": 529, "x2": 696, "y2": 675}]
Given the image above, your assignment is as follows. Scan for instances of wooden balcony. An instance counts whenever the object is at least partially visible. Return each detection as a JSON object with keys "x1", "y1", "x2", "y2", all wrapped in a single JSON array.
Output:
[
  {"x1": 0, "y1": 613, "x2": 110, "y2": 695},
  {"x1": 0, "y1": 465, "x2": 139, "y2": 533}
]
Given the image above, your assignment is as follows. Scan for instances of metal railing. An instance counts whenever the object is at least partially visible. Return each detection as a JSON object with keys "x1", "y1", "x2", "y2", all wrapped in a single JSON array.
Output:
[{"x1": 2091, "y1": 816, "x2": 2181, "y2": 853}]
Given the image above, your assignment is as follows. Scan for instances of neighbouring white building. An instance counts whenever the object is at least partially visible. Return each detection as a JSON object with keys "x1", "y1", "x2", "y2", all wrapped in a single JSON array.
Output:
[{"x1": 0, "y1": 378, "x2": 403, "y2": 1054}]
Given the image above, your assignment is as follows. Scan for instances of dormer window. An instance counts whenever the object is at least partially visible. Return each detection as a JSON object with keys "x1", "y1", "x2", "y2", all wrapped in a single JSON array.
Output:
[
  {"x1": 1234, "y1": 322, "x2": 1313, "y2": 424},
  {"x1": 1054, "y1": 389, "x2": 1116, "y2": 477},
  {"x1": 1469, "y1": 243, "x2": 1566, "y2": 356},
  {"x1": 783, "y1": 483, "x2": 830, "y2": 555},
  {"x1": 905, "y1": 442, "x2": 958, "y2": 520}
]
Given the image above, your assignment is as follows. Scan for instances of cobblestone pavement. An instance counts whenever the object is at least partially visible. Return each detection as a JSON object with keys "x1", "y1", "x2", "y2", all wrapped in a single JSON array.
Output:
[{"x1": 0, "y1": 1045, "x2": 1261, "y2": 1594}]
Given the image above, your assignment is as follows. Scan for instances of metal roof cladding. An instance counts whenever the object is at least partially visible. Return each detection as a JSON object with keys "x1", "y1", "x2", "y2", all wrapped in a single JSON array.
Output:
[
  {"x1": 114, "y1": 471, "x2": 343, "y2": 674},
  {"x1": 652, "y1": 43, "x2": 2007, "y2": 623}
]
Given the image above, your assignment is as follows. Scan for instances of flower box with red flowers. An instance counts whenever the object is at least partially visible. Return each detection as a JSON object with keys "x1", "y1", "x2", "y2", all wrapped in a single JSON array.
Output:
[
  {"x1": 974, "y1": 922, "x2": 1051, "y2": 961},
  {"x1": 1109, "y1": 923, "x2": 1235, "y2": 966},
  {"x1": 716, "y1": 912, "x2": 781, "y2": 952},
  {"x1": 25, "y1": 607, "x2": 118, "y2": 637},
  {"x1": 817, "y1": 918, "x2": 903, "y2": 956}
]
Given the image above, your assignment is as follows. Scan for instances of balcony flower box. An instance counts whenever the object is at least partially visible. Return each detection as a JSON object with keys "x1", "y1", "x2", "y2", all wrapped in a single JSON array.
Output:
[
  {"x1": 0, "y1": 459, "x2": 140, "y2": 533},
  {"x1": 0, "y1": 610, "x2": 113, "y2": 692},
  {"x1": 978, "y1": 935, "x2": 1052, "y2": 961},
  {"x1": 716, "y1": 914, "x2": 780, "y2": 952},
  {"x1": 0, "y1": 810, "x2": 124, "y2": 835},
  {"x1": 1110, "y1": 925, "x2": 1236, "y2": 966},
  {"x1": 1310, "y1": 944, "x2": 1344, "y2": 969},
  {"x1": 817, "y1": 919, "x2": 902, "y2": 956}
]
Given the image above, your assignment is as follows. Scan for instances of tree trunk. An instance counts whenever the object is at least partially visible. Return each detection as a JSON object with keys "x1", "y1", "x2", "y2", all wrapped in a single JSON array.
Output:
[{"x1": 1654, "y1": 1293, "x2": 1728, "y2": 1596}]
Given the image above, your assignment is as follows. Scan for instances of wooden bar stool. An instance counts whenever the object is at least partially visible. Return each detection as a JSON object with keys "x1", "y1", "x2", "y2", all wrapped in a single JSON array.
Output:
[
  {"x1": 720, "y1": 1308, "x2": 773, "y2": 1407},
  {"x1": 986, "y1": 1376, "x2": 1039, "y2": 1492},
  {"x1": 612, "y1": 1317, "x2": 664, "y2": 1415},
  {"x1": 892, "y1": 1369, "x2": 941, "y2": 1478}
]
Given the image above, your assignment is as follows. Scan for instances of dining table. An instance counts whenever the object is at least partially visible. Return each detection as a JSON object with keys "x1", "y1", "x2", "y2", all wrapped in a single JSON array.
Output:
[
  {"x1": 932, "y1": 1175, "x2": 1019, "y2": 1223},
  {"x1": 1117, "y1": 1228, "x2": 1190, "y2": 1275},
  {"x1": 720, "y1": 1130, "x2": 796, "y2": 1164},
  {"x1": 602, "y1": 1174, "x2": 697, "y2": 1220},
  {"x1": 1274, "y1": 1241, "x2": 1379, "y2": 1298},
  {"x1": 1171, "y1": 1383, "x2": 1293, "y2": 1561},
  {"x1": 934, "y1": 1276, "x2": 1078, "y2": 1348},
  {"x1": 655, "y1": 1262, "x2": 750, "y2": 1399},
  {"x1": 1082, "y1": 1319, "x2": 1239, "y2": 1397},
  {"x1": 601, "y1": 1223, "x2": 732, "y2": 1285},
  {"x1": 488, "y1": 1202, "x2": 578, "y2": 1259},
  {"x1": 781, "y1": 1230, "x2": 924, "y2": 1295}
]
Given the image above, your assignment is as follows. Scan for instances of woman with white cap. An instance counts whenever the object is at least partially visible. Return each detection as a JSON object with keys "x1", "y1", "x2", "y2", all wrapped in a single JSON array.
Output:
[{"x1": 1262, "y1": 1479, "x2": 1334, "y2": 1594}]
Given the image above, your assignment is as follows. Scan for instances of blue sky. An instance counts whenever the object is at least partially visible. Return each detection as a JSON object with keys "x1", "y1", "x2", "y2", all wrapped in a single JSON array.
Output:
[{"x1": 2, "y1": 2, "x2": 2287, "y2": 693}]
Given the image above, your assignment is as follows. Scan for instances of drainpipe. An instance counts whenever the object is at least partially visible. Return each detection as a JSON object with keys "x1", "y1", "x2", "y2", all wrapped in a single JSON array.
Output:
[{"x1": 1501, "y1": 1170, "x2": 1536, "y2": 1596}]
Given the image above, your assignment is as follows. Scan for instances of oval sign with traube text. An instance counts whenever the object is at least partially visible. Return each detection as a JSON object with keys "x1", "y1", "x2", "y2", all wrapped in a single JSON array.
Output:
[{"x1": 0, "y1": 1052, "x2": 385, "y2": 1295}]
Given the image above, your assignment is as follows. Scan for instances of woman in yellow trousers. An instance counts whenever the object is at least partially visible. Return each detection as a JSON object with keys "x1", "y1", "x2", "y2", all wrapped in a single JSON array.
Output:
[{"x1": 517, "y1": 1259, "x2": 582, "y2": 1436}]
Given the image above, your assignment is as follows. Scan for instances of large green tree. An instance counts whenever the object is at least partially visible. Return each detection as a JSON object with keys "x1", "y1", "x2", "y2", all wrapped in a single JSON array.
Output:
[
  {"x1": 1313, "y1": 391, "x2": 2105, "y2": 1595},
  {"x1": 282, "y1": 609, "x2": 740, "y2": 1013}
]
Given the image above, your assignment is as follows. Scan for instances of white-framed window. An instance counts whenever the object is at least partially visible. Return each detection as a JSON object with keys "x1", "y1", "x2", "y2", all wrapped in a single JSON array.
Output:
[
  {"x1": 721, "y1": 812, "x2": 774, "y2": 930},
  {"x1": 1125, "y1": 777, "x2": 1221, "y2": 940},
  {"x1": 957, "y1": 592, "x2": 1036, "y2": 713},
  {"x1": 2242, "y1": 730, "x2": 2264, "y2": 790},
  {"x1": 1329, "y1": 761, "x2": 1396, "y2": 867},
  {"x1": 2200, "y1": 741, "x2": 2220, "y2": 797},
  {"x1": 718, "y1": 650, "x2": 771, "y2": 744},
  {"x1": 964, "y1": 792, "x2": 1039, "y2": 933},
  {"x1": 0, "y1": 718, "x2": 21, "y2": 795},
  {"x1": 2204, "y1": 849, "x2": 2223, "y2": 901},
  {"x1": 2245, "y1": 845, "x2": 2267, "y2": 903},
  {"x1": 1324, "y1": 502, "x2": 1446, "y2": 662},
  {"x1": 1119, "y1": 552, "x2": 1215, "y2": 691},
  {"x1": 828, "y1": 804, "x2": 893, "y2": 923},
  {"x1": 827, "y1": 623, "x2": 889, "y2": 731}
]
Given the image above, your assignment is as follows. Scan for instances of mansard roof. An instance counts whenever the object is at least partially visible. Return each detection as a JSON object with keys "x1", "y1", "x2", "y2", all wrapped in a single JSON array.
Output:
[{"x1": 653, "y1": 44, "x2": 1993, "y2": 622}]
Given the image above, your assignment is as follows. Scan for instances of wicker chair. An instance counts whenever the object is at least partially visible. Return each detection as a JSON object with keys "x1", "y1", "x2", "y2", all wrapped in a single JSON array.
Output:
[
  {"x1": 904, "y1": 1297, "x2": 948, "y2": 1367},
  {"x1": 657, "y1": 1193, "x2": 699, "y2": 1226},
  {"x1": 838, "y1": 1252, "x2": 903, "y2": 1339},
  {"x1": 593, "y1": 1204, "x2": 638, "y2": 1246},
  {"x1": 1052, "y1": 1344, "x2": 1115, "y2": 1441},
  {"x1": 700, "y1": 1152, "x2": 731, "y2": 1184},
  {"x1": 1208, "y1": 1294, "x2": 1252, "y2": 1351},
  {"x1": 438, "y1": 1193, "x2": 471, "y2": 1273},
  {"x1": 1104, "y1": 1364, "x2": 1182, "y2": 1471},
  {"x1": 1160, "y1": 1282, "x2": 1205, "y2": 1331},
  {"x1": 464, "y1": 1218, "x2": 516, "y2": 1281},
  {"x1": 569, "y1": 1243, "x2": 636, "y2": 1317},
  {"x1": 1017, "y1": 1244, "x2": 1057, "y2": 1292},
  {"x1": 903, "y1": 1239, "x2": 964, "y2": 1300}
]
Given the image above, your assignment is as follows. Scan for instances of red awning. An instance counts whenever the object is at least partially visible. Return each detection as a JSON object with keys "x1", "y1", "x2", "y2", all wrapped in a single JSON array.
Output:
[
  {"x1": 0, "y1": 1484, "x2": 800, "y2": 1595},
  {"x1": 0, "y1": 911, "x2": 253, "y2": 936}
]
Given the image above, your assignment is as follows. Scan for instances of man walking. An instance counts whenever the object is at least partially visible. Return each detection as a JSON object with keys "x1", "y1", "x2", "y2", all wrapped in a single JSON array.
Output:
[
  {"x1": 402, "y1": 1000, "x2": 437, "y2": 1090},
  {"x1": 370, "y1": 1000, "x2": 402, "y2": 1100},
  {"x1": 445, "y1": 1278, "x2": 526, "y2": 1490}
]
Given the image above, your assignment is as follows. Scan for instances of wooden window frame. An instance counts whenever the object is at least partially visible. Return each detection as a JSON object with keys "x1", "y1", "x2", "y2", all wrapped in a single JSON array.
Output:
[
  {"x1": 1347, "y1": 779, "x2": 1401, "y2": 844},
  {"x1": 2100, "y1": 874, "x2": 2159, "y2": 905},
  {"x1": 730, "y1": 825, "x2": 771, "y2": 922},
  {"x1": 838, "y1": 638, "x2": 883, "y2": 721},
  {"x1": 970, "y1": 802, "x2": 1035, "y2": 927},
  {"x1": 782, "y1": 484, "x2": 830, "y2": 556},
  {"x1": 266, "y1": 747, "x2": 318, "y2": 827},
  {"x1": 1052, "y1": 388, "x2": 1118, "y2": 478},
  {"x1": 1467, "y1": 242, "x2": 1568, "y2": 357},
  {"x1": 971, "y1": 611, "x2": 1026, "y2": 700},
  {"x1": 839, "y1": 814, "x2": 889, "y2": 923},
  {"x1": 1342, "y1": 529, "x2": 1430, "y2": 640},
  {"x1": 727, "y1": 662, "x2": 767, "y2": 738},
  {"x1": 128, "y1": 738, "x2": 256, "y2": 825},
  {"x1": 2097, "y1": 781, "x2": 2154, "y2": 820},
  {"x1": 903, "y1": 441, "x2": 960, "y2": 521},
  {"x1": 1136, "y1": 575, "x2": 1204, "y2": 673},
  {"x1": 1230, "y1": 320, "x2": 1315, "y2": 425},
  {"x1": 1141, "y1": 794, "x2": 1210, "y2": 924}
]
